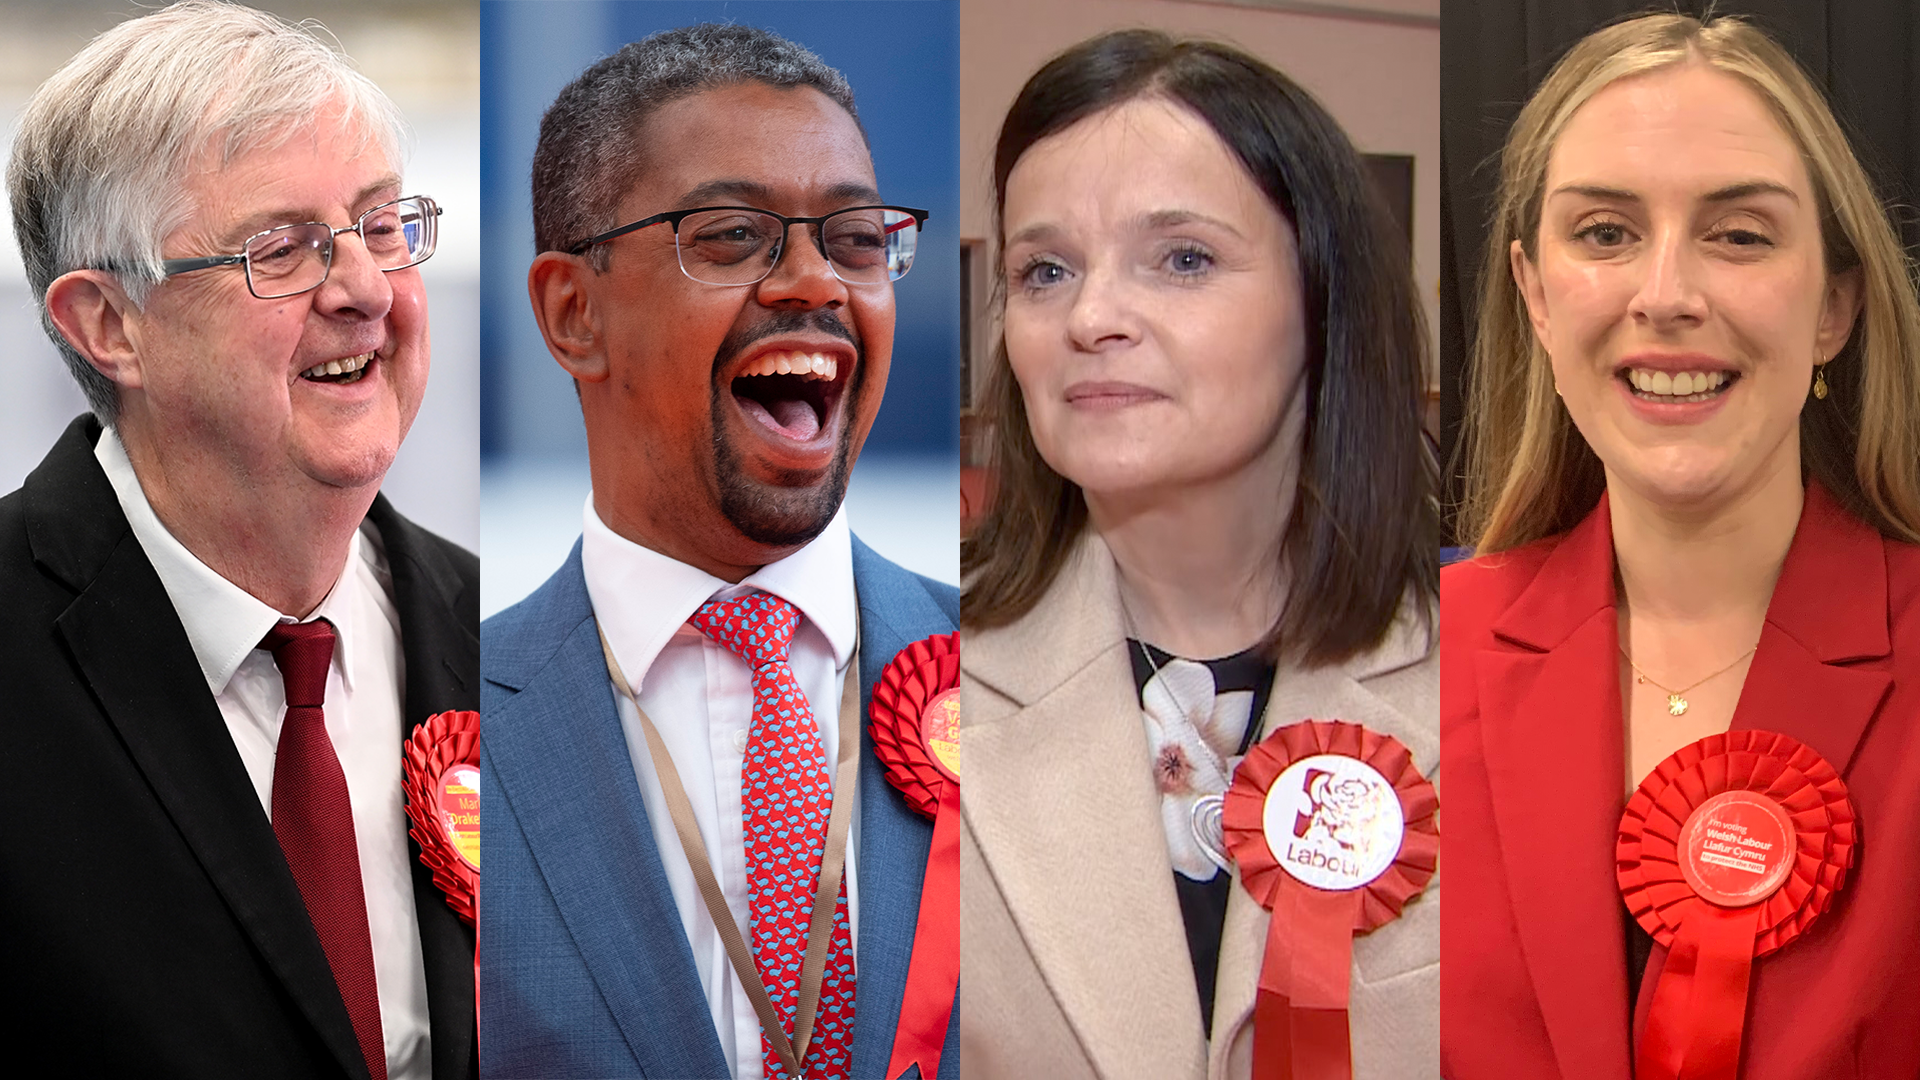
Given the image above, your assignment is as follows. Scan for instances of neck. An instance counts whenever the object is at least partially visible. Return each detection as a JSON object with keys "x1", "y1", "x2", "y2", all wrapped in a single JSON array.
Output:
[
  {"x1": 116, "y1": 422, "x2": 370, "y2": 618},
  {"x1": 1089, "y1": 399, "x2": 1301, "y2": 660},
  {"x1": 1609, "y1": 448, "x2": 1803, "y2": 629}
]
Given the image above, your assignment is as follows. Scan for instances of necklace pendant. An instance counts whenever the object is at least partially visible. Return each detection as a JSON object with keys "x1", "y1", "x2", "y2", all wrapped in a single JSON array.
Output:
[{"x1": 1668, "y1": 693, "x2": 1688, "y2": 716}]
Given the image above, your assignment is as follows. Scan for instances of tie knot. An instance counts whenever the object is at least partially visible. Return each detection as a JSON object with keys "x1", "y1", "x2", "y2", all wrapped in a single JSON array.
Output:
[
  {"x1": 691, "y1": 590, "x2": 800, "y2": 667},
  {"x1": 261, "y1": 618, "x2": 336, "y2": 708}
]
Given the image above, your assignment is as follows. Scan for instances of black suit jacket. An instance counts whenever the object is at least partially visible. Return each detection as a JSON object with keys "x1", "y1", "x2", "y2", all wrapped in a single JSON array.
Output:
[{"x1": 0, "y1": 415, "x2": 478, "y2": 1079}]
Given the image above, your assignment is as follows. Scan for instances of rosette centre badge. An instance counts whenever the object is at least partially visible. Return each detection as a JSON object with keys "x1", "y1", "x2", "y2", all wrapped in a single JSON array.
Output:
[
  {"x1": 437, "y1": 763, "x2": 481, "y2": 873},
  {"x1": 1263, "y1": 753, "x2": 1405, "y2": 890},
  {"x1": 1678, "y1": 789, "x2": 1794, "y2": 907}
]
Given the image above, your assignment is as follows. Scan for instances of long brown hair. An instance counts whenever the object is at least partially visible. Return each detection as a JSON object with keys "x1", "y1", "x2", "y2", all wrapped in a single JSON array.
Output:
[
  {"x1": 960, "y1": 30, "x2": 1437, "y2": 666},
  {"x1": 1459, "y1": 13, "x2": 1920, "y2": 552}
]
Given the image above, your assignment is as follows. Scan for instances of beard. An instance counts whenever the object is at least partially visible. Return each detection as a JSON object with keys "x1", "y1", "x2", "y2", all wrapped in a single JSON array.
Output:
[{"x1": 707, "y1": 308, "x2": 868, "y2": 547}]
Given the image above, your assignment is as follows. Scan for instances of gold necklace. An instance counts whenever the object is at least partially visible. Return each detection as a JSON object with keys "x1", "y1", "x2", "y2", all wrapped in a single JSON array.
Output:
[{"x1": 1618, "y1": 642, "x2": 1758, "y2": 716}]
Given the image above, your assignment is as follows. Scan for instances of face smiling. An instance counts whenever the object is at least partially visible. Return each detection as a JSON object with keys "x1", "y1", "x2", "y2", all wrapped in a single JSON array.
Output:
[
  {"x1": 125, "y1": 97, "x2": 428, "y2": 498},
  {"x1": 570, "y1": 80, "x2": 890, "y2": 565},
  {"x1": 1000, "y1": 96, "x2": 1306, "y2": 505},
  {"x1": 1513, "y1": 61, "x2": 1860, "y2": 511}
]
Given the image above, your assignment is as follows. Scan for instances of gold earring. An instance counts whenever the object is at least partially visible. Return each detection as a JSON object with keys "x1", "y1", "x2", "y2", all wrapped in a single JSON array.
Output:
[{"x1": 1814, "y1": 362, "x2": 1829, "y2": 400}]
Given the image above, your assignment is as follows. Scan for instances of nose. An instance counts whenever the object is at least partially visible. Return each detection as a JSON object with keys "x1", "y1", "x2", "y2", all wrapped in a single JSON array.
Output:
[
  {"x1": 755, "y1": 221, "x2": 850, "y2": 309},
  {"x1": 1065, "y1": 263, "x2": 1140, "y2": 352},
  {"x1": 311, "y1": 227, "x2": 394, "y2": 321},
  {"x1": 1627, "y1": 224, "x2": 1708, "y2": 330}
]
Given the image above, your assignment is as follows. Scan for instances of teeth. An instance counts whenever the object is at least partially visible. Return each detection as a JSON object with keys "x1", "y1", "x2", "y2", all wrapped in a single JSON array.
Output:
[
  {"x1": 738, "y1": 351, "x2": 838, "y2": 381},
  {"x1": 1627, "y1": 368, "x2": 1726, "y2": 400},
  {"x1": 301, "y1": 352, "x2": 374, "y2": 380}
]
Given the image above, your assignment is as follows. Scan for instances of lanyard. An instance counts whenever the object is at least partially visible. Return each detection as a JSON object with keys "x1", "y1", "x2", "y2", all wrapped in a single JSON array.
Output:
[{"x1": 598, "y1": 623, "x2": 859, "y2": 1079}]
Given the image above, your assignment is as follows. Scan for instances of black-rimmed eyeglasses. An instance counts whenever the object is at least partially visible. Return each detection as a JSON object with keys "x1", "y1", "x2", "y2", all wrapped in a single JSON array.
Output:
[
  {"x1": 568, "y1": 204, "x2": 929, "y2": 286},
  {"x1": 161, "y1": 195, "x2": 442, "y2": 299}
]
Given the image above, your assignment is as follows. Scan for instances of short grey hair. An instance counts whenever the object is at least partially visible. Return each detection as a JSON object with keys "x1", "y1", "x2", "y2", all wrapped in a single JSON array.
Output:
[
  {"x1": 531, "y1": 22, "x2": 864, "y2": 270},
  {"x1": 6, "y1": 0, "x2": 407, "y2": 423}
]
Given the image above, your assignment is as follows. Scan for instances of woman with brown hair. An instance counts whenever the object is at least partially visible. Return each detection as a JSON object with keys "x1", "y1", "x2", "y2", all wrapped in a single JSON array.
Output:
[
  {"x1": 959, "y1": 29, "x2": 1438, "y2": 1080},
  {"x1": 1447, "y1": 13, "x2": 1920, "y2": 1080}
]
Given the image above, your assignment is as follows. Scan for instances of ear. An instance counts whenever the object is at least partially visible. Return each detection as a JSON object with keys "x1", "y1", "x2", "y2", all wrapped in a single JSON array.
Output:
[
  {"x1": 528, "y1": 252, "x2": 607, "y2": 383},
  {"x1": 1509, "y1": 238, "x2": 1553, "y2": 355},
  {"x1": 1817, "y1": 265, "x2": 1864, "y2": 362},
  {"x1": 43, "y1": 270, "x2": 146, "y2": 391}
]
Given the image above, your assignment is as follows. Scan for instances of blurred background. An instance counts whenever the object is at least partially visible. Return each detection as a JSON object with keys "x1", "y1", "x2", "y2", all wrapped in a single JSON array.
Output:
[
  {"x1": 481, "y1": 0, "x2": 961, "y2": 617},
  {"x1": 959, "y1": 0, "x2": 1441, "y2": 529},
  {"x1": 0, "y1": 0, "x2": 480, "y2": 550}
]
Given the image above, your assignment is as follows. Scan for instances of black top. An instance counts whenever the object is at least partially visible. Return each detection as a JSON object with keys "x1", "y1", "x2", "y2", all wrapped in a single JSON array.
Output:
[{"x1": 1127, "y1": 638, "x2": 1277, "y2": 1036}]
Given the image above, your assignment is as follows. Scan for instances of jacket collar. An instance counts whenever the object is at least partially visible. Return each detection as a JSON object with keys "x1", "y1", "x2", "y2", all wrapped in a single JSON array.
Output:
[
  {"x1": 964, "y1": 529, "x2": 1435, "y2": 1079},
  {"x1": 1476, "y1": 481, "x2": 1893, "y2": 1080},
  {"x1": 27, "y1": 415, "x2": 385, "y2": 1080}
]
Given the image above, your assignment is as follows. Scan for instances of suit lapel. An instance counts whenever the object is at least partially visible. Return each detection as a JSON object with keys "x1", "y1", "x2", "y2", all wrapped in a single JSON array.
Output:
[
  {"x1": 1208, "y1": 611, "x2": 1438, "y2": 1078},
  {"x1": 849, "y1": 537, "x2": 958, "y2": 1080},
  {"x1": 373, "y1": 497, "x2": 479, "y2": 1080},
  {"x1": 1729, "y1": 484, "x2": 1891, "y2": 769},
  {"x1": 481, "y1": 551, "x2": 728, "y2": 1078},
  {"x1": 964, "y1": 533, "x2": 1207, "y2": 1080},
  {"x1": 1475, "y1": 497, "x2": 1635, "y2": 1080},
  {"x1": 31, "y1": 420, "x2": 372, "y2": 1080}
]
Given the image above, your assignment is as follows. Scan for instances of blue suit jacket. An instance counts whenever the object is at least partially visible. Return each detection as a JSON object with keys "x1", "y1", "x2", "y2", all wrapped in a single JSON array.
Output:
[{"x1": 480, "y1": 536, "x2": 960, "y2": 1079}]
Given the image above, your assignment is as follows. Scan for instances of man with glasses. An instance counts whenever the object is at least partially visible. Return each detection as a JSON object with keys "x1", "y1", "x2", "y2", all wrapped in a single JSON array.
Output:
[
  {"x1": 481, "y1": 22, "x2": 958, "y2": 1080},
  {"x1": 0, "y1": 4, "x2": 475, "y2": 1078}
]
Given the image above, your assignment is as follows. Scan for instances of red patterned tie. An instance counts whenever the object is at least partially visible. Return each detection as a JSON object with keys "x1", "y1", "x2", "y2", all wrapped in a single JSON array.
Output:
[
  {"x1": 262, "y1": 619, "x2": 387, "y2": 1080},
  {"x1": 692, "y1": 591, "x2": 856, "y2": 1080}
]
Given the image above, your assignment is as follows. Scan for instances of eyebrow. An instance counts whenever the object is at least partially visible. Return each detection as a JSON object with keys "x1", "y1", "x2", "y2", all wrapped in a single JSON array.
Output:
[
  {"x1": 1547, "y1": 180, "x2": 1800, "y2": 205},
  {"x1": 1004, "y1": 208, "x2": 1247, "y2": 250},
  {"x1": 218, "y1": 174, "x2": 404, "y2": 248},
  {"x1": 675, "y1": 177, "x2": 884, "y2": 210}
]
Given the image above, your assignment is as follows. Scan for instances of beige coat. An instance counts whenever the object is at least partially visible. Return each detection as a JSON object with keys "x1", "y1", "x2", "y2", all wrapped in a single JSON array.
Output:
[{"x1": 960, "y1": 532, "x2": 1438, "y2": 1080}]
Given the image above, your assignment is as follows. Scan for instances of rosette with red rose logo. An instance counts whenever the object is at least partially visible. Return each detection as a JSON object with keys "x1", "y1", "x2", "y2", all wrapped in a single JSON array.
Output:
[
  {"x1": 1222, "y1": 719, "x2": 1438, "y2": 1080},
  {"x1": 869, "y1": 632, "x2": 959, "y2": 1080},
  {"x1": 402, "y1": 710, "x2": 480, "y2": 926},
  {"x1": 1618, "y1": 730, "x2": 1856, "y2": 1080}
]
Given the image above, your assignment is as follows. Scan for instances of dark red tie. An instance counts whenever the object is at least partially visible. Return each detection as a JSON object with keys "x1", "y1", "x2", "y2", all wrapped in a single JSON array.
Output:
[{"x1": 262, "y1": 619, "x2": 387, "y2": 1080}]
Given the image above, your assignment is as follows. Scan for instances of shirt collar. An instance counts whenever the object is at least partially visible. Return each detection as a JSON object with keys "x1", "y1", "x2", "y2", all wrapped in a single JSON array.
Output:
[
  {"x1": 581, "y1": 491, "x2": 857, "y2": 689},
  {"x1": 95, "y1": 427, "x2": 361, "y2": 694}
]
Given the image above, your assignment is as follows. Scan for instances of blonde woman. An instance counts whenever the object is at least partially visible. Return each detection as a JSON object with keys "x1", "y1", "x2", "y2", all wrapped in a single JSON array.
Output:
[
  {"x1": 960, "y1": 30, "x2": 1438, "y2": 1080},
  {"x1": 1446, "y1": 14, "x2": 1920, "y2": 1080}
]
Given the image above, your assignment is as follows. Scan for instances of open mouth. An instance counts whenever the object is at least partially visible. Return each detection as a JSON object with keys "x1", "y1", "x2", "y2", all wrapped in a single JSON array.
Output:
[
  {"x1": 1620, "y1": 367, "x2": 1737, "y2": 404},
  {"x1": 730, "y1": 350, "x2": 844, "y2": 442},
  {"x1": 300, "y1": 351, "x2": 374, "y2": 385}
]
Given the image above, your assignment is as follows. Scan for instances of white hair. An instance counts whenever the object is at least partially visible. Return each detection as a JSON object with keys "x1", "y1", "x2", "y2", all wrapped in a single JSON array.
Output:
[{"x1": 6, "y1": 0, "x2": 407, "y2": 422}]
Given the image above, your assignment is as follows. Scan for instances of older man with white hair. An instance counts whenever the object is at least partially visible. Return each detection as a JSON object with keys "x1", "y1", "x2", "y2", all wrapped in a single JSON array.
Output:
[{"x1": 0, "y1": 3, "x2": 475, "y2": 1078}]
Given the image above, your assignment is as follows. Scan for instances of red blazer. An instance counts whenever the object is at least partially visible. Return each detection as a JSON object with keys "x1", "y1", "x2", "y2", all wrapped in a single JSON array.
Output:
[{"x1": 1441, "y1": 484, "x2": 1920, "y2": 1080}]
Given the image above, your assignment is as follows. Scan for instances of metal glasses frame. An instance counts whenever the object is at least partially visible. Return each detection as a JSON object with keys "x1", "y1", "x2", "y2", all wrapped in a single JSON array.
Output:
[
  {"x1": 160, "y1": 195, "x2": 443, "y2": 299},
  {"x1": 566, "y1": 203, "x2": 930, "y2": 284}
]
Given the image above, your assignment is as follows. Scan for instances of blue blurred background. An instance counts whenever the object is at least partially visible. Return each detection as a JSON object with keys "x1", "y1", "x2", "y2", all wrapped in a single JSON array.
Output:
[{"x1": 481, "y1": 0, "x2": 960, "y2": 617}]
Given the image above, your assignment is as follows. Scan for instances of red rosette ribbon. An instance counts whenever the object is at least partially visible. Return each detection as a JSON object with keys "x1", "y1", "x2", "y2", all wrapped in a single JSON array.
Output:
[
  {"x1": 1221, "y1": 719, "x2": 1439, "y2": 1080},
  {"x1": 869, "y1": 632, "x2": 960, "y2": 1080},
  {"x1": 402, "y1": 710, "x2": 480, "y2": 926},
  {"x1": 1617, "y1": 730, "x2": 1855, "y2": 1080}
]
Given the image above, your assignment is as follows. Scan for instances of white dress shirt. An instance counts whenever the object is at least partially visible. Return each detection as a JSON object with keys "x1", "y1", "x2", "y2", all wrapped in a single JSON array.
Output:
[
  {"x1": 582, "y1": 492, "x2": 860, "y2": 1080},
  {"x1": 97, "y1": 428, "x2": 432, "y2": 1080}
]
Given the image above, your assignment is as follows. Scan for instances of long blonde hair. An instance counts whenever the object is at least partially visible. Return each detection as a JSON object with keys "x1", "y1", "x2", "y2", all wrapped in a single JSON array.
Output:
[{"x1": 1459, "y1": 13, "x2": 1920, "y2": 552}]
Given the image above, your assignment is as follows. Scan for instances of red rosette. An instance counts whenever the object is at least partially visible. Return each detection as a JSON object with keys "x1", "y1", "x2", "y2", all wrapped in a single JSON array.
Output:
[
  {"x1": 1617, "y1": 730, "x2": 1855, "y2": 1080},
  {"x1": 1618, "y1": 729, "x2": 1855, "y2": 954},
  {"x1": 402, "y1": 709, "x2": 480, "y2": 927},
  {"x1": 870, "y1": 632, "x2": 959, "y2": 814},
  {"x1": 1221, "y1": 719, "x2": 1439, "y2": 1080},
  {"x1": 868, "y1": 632, "x2": 960, "y2": 1080}
]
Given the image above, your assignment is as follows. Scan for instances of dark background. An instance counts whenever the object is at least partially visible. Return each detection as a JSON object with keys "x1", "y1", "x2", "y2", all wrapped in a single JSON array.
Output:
[{"x1": 1440, "y1": 0, "x2": 1920, "y2": 541}]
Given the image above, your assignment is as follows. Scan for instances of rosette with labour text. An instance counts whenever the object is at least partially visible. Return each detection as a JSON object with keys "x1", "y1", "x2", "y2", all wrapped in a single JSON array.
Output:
[
  {"x1": 869, "y1": 632, "x2": 959, "y2": 1080},
  {"x1": 1222, "y1": 719, "x2": 1438, "y2": 1080},
  {"x1": 1617, "y1": 730, "x2": 1855, "y2": 1080},
  {"x1": 402, "y1": 709, "x2": 480, "y2": 926}
]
